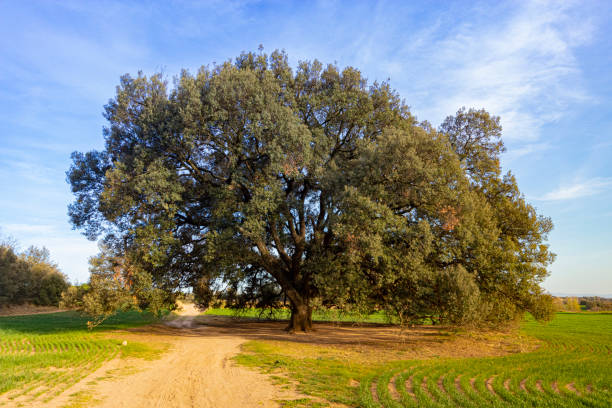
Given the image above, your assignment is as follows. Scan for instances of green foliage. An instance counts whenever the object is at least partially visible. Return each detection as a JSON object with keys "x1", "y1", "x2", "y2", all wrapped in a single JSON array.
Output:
[
  {"x1": 60, "y1": 283, "x2": 90, "y2": 309},
  {"x1": 0, "y1": 244, "x2": 69, "y2": 307},
  {"x1": 552, "y1": 297, "x2": 612, "y2": 313},
  {"x1": 580, "y1": 296, "x2": 612, "y2": 311},
  {"x1": 0, "y1": 244, "x2": 30, "y2": 306},
  {"x1": 553, "y1": 296, "x2": 583, "y2": 312},
  {"x1": 61, "y1": 245, "x2": 175, "y2": 328},
  {"x1": 437, "y1": 108, "x2": 555, "y2": 324},
  {"x1": 67, "y1": 50, "x2": 555, "y2": 329}
]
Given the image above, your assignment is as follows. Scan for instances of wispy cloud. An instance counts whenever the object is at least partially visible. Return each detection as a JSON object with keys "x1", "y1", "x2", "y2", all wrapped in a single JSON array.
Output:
[
  {"x1": 303, "y1": 1, "x2": 597, "y2": 161},
  {"x1": 540, "y1": 177, "x2": 612, "y2": 200},
  {"x1": 0, "y1": 155, "x2": 64, "y2": 187},
  {"x1": 503, "y1": 142, "x2": 551, "y2": 161},
  {"x1": 379, "y1": 0, "x2": 596, "y2": 145}
]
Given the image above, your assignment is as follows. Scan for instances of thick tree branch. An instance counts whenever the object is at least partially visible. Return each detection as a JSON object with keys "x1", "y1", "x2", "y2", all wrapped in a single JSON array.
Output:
[{"x1": 269, "y1": 221, "x2": 292, "y2": 268}]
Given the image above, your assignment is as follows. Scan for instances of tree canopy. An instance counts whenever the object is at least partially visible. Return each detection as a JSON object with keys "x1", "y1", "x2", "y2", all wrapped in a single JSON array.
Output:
[
  {"x1": 0, "y1": 241, "x2": 69, "y2": 308},
  {"x1": 67, "y1": 50, "x2": 555, "y2": 331}
]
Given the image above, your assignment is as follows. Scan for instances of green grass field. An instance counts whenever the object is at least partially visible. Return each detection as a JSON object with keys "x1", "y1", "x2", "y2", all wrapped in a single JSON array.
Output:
[
  {"x1": 203, "y1": 307, "x2": 391, "y2": 324},
  {"x1": 1, "y1": 309, "x2": 609, "y2": 407},
  {"x1": 236, "y1": 313, "x2": 612, "y2": 407},
  {"x1": 0, "y1": 311, "x2": 162, "y2": 405}
]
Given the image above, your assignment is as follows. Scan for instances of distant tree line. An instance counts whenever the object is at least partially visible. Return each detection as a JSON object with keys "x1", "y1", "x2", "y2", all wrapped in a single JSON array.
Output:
[
  {"x1": 580, "y1": 297, "x2": 612, "y2": 311},
  {"x1": 553, "y1": 296, "x2": 612, "y2": 312},
  {"x1": 0, "y1": 240, "x2": 69, "y2": 308}
]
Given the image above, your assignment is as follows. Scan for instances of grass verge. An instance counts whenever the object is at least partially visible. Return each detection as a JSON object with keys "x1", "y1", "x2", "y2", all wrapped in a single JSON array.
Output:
[{"x1": 203, "y1": 307, "x2": 392, "y2": 324}]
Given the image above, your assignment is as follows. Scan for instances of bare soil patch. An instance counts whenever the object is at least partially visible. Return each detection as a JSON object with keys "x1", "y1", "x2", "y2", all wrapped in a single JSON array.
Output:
[
  {"x1": 388, "y1": 373, "x2": 401, "y2": 400},
  {"x1": 172, "y1": 314, "x2": 537, "y2": 362},
  {"x1": 0, "y1": 304, "x2": 64, "y2": 316}
]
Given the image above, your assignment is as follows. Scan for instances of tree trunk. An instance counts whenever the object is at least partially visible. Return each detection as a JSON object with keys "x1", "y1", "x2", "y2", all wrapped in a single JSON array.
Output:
[{"x1": 286, "y1": 301, "x2": 313, "y2": 332}]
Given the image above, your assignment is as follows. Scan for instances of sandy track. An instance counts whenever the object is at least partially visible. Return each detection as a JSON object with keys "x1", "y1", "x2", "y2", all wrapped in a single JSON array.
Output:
[
  {"x1": 32, "y1": 303, "x2": 295, "y2": 408},
  {"x1": 93, "y1": 335, "x2": 285, "y2": 408},
  {"x1": 92, "y1": 304, "x2": 292, "y2": 407},
  {"x1": 92, "y1": 304, "x2": 289, "y2": 407}
]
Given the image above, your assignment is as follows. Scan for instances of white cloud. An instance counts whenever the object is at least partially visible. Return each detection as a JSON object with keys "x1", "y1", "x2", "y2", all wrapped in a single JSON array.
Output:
[
  {"x1": 540, "y1": 177, "x2": 612, "y2": 200},
  {"x1": 310, "y1": 1, "x2": 595, "y2": 158},
  {"x1": 401, "y1": 1, "x2": 594, "y2": 144}
]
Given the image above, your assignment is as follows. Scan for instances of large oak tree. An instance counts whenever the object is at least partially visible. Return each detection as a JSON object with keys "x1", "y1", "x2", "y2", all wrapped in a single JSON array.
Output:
[{"x1": 67, "y1": 51, "x2": 554, "y2": 331}]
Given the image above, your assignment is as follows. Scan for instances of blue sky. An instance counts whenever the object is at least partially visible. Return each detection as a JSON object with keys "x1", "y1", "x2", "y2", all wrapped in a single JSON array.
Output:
[{"x1": 0, "y1": 0, "x2": 610, "y2": 295}]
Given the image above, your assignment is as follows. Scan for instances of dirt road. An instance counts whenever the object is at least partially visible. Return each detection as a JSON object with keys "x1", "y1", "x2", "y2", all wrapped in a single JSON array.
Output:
[
  {"x1": 93, "y1": 336, "x2": 285, "y2": 408},
  {"x1": 49, "y1": 303, "x2": 297, "y2": 408}
]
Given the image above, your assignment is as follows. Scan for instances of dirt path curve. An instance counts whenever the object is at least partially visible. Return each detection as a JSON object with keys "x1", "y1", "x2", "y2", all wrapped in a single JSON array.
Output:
[{"x1": 52, "y1": 303, "x2": 296, "y2": 408}]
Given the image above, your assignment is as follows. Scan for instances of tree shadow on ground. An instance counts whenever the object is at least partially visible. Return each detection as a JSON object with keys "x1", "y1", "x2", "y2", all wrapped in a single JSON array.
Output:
[{"x1": 126, "y1": 315, "x2": 521, "y2": 359}]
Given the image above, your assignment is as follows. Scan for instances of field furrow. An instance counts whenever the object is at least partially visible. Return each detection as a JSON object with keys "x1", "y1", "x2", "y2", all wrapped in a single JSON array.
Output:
[
  {"x1": 0, "y1": 311, "x2": 159, "y2": 406},
  {"x1": 236, "y1": 313, "x2": 612, "y2": 408}
]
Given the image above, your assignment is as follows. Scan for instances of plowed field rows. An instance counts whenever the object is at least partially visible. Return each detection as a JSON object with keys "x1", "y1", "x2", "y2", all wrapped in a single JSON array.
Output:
[
  {"x1": 361, "y1": 313, "x2": 612, "y2": 407},
  {"x1": 238, "y1": 313, "x2": 612, "y2": 407},
  {"x1": 0, "y1": 311, "x2": 158, "y2": 405}
]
